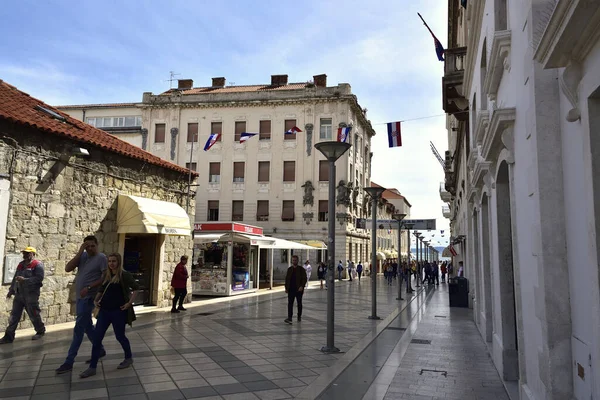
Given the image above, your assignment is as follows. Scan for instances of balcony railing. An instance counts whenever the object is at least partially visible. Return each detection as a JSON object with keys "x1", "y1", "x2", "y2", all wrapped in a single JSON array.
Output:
[
  {"x1": 442, "y1": 46, "x2": 469, "y2": 120},
  {"x1": 442, "y1": 205, "x2": 451, "y2": 218},
  {"x1": 444, "y1": 47, "x2": 467, "y2": 75},
  {"x1": 439, "y1": 182, "x2": 452, "y2": 202}
]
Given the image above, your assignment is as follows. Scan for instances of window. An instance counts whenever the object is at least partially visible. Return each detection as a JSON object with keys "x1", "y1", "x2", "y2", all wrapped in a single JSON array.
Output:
[
  {"x1": 282, "y1": 200, "x2": 295, "y2": 221},
  {"x1": 233, "y1": 162, "x2": 245, "y2": 182},
  {"x1": 355, "y1": 135, "x2": 361, "y2": 155},
  {"x1": 319, "y1": 160, "x2": 329, "y2": 181},
  {"x1": 209, "y1": 162, "x2": 220, "y2": 183},
  {"x1": 155, "y1": 123, "x2": 165, "y2": 143},
  {"x1": 283, "y1": 161, "x2": 295, "y2": 182},
  {"x1": 211, "y1": 122, "x2": 222, "y2": 142},
  {"x1": 320, "y1": 118, "x2": 332, "y2": 139},
  {"x1": 318, "y1": 200, "x2": 328, "y2": 221},
  {"x1": 187, "y1": 123, "x2": 198, "y2": 142},
  {"x1": 208, "y1": 201, "x2": 219, "y2": 221},
  {"x1": 259, "y1": 120, "x2": 271, "y2": 140},
  {"x1": 185, "y1": 162, "x2": 197, "y2": 171},
  {"x1": 284, "y1": 119, "x2": 297, "y2": 140},
  {"x1": 232, "y1": 200, "x2": 244, "y2": 221},
  {"x1": 86, "y1": 118, "x2": 96, "y2": 126},
  {"x1": 86, "y1": 116, "x2": 141, "y2": 128},
  {"x1": 234, "y1": 121, "x2": 246, "y2": 142},
  {"x1": 258, "y1": 161, "x2": 270, "y2": 182},
  {"x1": 257, "y1": 200, "x2": 269, "y2": 221}
]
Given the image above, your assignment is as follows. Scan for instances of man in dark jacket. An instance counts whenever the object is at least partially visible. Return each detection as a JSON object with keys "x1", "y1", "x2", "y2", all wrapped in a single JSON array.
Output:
[
  {"x1": 284, "y1": 255, "x2": 307, "y2": 324},
  {"x1": 0, "y1": 246, "x2": 46, "y2": 343}
]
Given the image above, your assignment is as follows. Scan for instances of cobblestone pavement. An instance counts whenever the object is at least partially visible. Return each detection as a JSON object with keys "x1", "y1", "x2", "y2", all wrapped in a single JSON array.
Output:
[
  {"x1": 361, "y1": 284, "x2": 509, "y2": 400},
  {"x1": 0, "y1": 276, "x2": 419, "y2": 400}
]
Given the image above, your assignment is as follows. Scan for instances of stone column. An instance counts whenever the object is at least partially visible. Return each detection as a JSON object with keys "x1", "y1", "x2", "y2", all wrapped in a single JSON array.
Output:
[
  {"x1": 305, "y1": 123, "x2": 313, "y2": 156},
  {"x1": 170, "y1": 127, "x2": 179, "y2": 161},
  {"x1": 141, "y1": 128, "x2": 148, "y2": 150}
]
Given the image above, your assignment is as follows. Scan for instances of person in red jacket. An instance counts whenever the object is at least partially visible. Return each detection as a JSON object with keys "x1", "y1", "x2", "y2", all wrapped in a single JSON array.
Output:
[{"x1": 171, "y1": 255, "x2": 189, "y2": 313}]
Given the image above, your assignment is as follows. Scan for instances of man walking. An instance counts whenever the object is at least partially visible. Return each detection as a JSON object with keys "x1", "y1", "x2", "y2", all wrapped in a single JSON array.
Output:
[
  {"x1": 0, "y1": 247, "x2": 46, "y2": 343},
  {"x1": 303, "y1": 260, "x2": 312, "y2": 288},
  {"x1": 356, "y1": 261, "x2": 363, "y2": 283},
  {"x1": 56, "y1": 236, "x2": 107, "y2": 374},
  {"x1": 284, "y1": 255, "x2": 307, "y2": 324}
]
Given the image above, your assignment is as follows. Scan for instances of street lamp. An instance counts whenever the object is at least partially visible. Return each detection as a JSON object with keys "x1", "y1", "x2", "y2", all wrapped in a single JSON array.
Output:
[
  {"x1": 404, "y1": 223, "x2": 414, "y2": 292},
  {"x1": 364, "y1": 186, "x2": 386, "y2": 320},
  {"x1": 414, "y1": 232, "x2": 422, "y2": 286},
  {"x1": 392, "y1": 213, "x2": 406, "y2": 300},
  {"x1": 315, "y1": 141, "x2": 351, "y2": 353},
  {"x1": 423, "y1": 241, "x2": 429, "y2": 263}
]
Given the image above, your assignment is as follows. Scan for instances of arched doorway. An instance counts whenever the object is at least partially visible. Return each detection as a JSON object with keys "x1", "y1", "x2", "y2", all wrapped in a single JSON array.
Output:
[{"x1": 496, "y1": 161, "x2": 519, "y2": 381}]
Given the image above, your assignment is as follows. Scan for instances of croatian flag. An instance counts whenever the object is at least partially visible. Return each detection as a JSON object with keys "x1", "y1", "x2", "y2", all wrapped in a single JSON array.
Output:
[
  {"x1": 204, "y1": 133, "x2": 221, "y2": 151},
  {"x1": 285, "y1": 126, "x2": 302, "y2": 135},
  {"x1": 387, "y1": 122, "x2": 402, "y2": 147},
  {"x1": 418, "y1": 13, "x2": 445, "y2": 61},
  {"x1": 449, "y1": 245, "x2": 458, "y2": 257},
  {"x1": 337, "y1": 126, "x2": 352, "y2": 143},
  {"x1": 239, "y1": 132, "x2": 257, "y2": 143}
]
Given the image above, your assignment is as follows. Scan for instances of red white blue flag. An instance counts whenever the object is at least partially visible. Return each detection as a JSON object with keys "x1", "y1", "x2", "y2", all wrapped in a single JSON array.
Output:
[
  {"x1": 337, "y1": 126, "x2": 351, "y2": 143},
  {"x1": 285, "y1": 126, "x2": 302, "y2": 135},
  {"x1": 387, "y1": 122, "x2": 402, "y2": 147},
  {"x1": 418, "y1": 13, "x2": 445, "y2": 61},
  {"x1": 204, "y1": 133, "x2": 221, "y2": 151},
  {"x1": 240, "y1": 132, "x2": 257, "y2": 143}
]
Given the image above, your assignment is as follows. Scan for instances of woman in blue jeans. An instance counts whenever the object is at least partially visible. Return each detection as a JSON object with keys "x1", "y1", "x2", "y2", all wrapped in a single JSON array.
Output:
[{"x1": 80, "y1": 253, "x2": 138, "y2": 378}]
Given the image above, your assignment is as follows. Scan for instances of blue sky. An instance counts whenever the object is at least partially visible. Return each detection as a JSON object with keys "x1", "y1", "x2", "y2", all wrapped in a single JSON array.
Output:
[{"x1": 0, "y1": 0, "x2": 451, "y2": 248}]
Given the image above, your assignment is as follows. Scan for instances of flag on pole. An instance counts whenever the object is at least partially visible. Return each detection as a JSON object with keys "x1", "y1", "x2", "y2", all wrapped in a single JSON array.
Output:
[
  {"x1": 387, "y1": 122, "x2": 402, "y2": 147},
  {"x1": 337, "y1": 126, "x2": 351, "y2": 143},
  {"x1": 204, "y1": 133, "x2": 221, "y2": 151},
  {"x1": 285, "y1": 126, "x2": 302, "y2": 135},
  {"x1": 417, "y1": 13, "x2": 445, "y2": 61},
  {"x1": 449, "y1": 245, "x2": 458, "y2": 256},
  {"x1": 239, "y1": 132, "x2": 257, "y2": 143}
]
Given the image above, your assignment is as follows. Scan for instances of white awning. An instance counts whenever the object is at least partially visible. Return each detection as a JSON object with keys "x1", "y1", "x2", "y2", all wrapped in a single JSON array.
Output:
[
  {"x1": 376, "y1": 252, "x2": 386, "y2": 260},
  {"x1": 292, "y1": 240, "x2": 328, "y2": 249},
  {"x1": 260, "y1": 238, "x2": 314, "y2": 250},
  {"x1": 193, "y1": 233, "x2": 225, "y2": 243},
  {"x1": 117, "y1": 194, "x2": 191, "y2": 235}
]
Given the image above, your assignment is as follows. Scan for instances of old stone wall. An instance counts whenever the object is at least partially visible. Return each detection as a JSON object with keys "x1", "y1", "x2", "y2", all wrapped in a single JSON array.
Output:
[{"x1": 0, "y1": 122, "x2": 196, "y2": 332}]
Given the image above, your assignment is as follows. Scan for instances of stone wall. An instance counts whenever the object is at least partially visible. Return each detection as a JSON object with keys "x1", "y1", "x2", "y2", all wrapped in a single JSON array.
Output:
[{"x1": 0, "y1": 121, "x2": 196, "y2": 332}]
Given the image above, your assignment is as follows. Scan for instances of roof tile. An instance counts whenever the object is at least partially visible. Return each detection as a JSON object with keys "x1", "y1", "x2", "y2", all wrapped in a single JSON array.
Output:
[{"x1": 161, "y1": 83, "x2": 308, "y2": 95}]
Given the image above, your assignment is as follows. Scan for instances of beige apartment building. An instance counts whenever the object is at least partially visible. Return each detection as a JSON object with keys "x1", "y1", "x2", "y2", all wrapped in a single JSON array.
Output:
[{"x1": 59, "y1": 74, "x2": 410, "y2": 279}]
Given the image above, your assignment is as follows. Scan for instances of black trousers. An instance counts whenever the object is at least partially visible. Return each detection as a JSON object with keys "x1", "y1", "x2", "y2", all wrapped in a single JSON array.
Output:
[
  {"x1": 172, "y1": 288, "x2": 187, "y2": 309},
  {"x1": 287, "y1": 291, "x2": 303, "y2": 319},
  {"x1": 5, "y1": 295, "x2": 45, "y2": 340}
]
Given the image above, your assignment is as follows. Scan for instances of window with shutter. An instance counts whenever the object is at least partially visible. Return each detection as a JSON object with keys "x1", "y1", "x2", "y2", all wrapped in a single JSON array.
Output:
[
  {"x1": 319, "y1": 160, "x2": 329, "y2": 181},
  {"x1": 282, "y1": 200, "x2": 295, "y2": 221},
  {"x1": 211, "y1": 122, "x2": 222, "y2": 142},
  {"x1": 318, "y1": 200, "x2": 328, "y2": 221},
  {"x1": 187, "y1": 123, "x2": 198, "y2": 142},
  {"x1": 320, "y1": 118, "x2": 332, "y2": 139},
  {"x1": 232, "y1": 201, "x2": 244, "y2": 221},
  {"x1": 155, "y1": 123, "x2": 166, "y2": 143},
  {"x1": 208, "y1": 201, "x2": 219, "y2": 221},
  {"x1": 257, "y1": 200, "x2": 269, "y2": 221},
  {"x1": 259, "y1": 120, "x2": 271, "y2": 140},
  {"x1": 234, "y1": 121, "x2": 246, "y2": 142},
  {"x1": 185, "y1": 162, "x2": 197, "y2": 171},
  {"x1": 283, "y1": 161, "x2": 295, "y2": 182},
  {"x1": 233, "y1": 162, "x2": 245, "y2": 182},
  {"x1": 284, "y1": 119, "x2": 296, "y2": 140},
  {"x1": 258, "y1": 161, "x2": 270, "y2": 182},
  {"x1": 209, "y1": 162, "x2": 220, "y2": 183}
]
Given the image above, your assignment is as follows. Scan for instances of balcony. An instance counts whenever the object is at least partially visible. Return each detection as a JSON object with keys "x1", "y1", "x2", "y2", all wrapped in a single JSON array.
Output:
[
  {"x1": 442, "y1": 205, "x2": 452, "y2": 219},
  {"x1": 444, "y1": 170, "x2": 456, "y2": 196},
  {"x1": 439, "y1": 182, "x2": 452, "y2": 202},
  {"x1": 442, "y1": 47, "x2": 469, "y2": 121}
]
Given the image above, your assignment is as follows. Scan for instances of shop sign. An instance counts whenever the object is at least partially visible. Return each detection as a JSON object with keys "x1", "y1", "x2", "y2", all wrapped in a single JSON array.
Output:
[{"x1": 194, "y1": 222, "x2": 263, "y2": 236}]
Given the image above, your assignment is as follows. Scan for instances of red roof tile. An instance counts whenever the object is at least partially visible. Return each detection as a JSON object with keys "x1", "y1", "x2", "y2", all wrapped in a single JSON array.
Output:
[
  {"x1": 161, "y1": 83, "x2": 309, "y2": 95},
  {"x1": 0, "y1": 80, "x2": 195, "y2": 176},
  {"x1": 56, "y1": 102, "x2": 140, "y2": 109}
]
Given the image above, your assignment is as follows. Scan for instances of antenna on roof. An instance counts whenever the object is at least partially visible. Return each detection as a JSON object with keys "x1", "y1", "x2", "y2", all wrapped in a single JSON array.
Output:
[{"x1": 164, "y1": 71, "x2": 180, "y2": 89}]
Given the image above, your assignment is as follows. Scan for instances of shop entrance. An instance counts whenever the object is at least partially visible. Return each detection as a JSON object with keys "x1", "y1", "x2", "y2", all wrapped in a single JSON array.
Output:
[{"x1": 123, "y1": 234, "x2": 157, "y2": 306}]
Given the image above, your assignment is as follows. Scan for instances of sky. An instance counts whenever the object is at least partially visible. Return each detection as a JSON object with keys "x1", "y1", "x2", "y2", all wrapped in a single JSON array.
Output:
[{"x1": 0, "y1": 0, "x2": 451, "y2": 249}]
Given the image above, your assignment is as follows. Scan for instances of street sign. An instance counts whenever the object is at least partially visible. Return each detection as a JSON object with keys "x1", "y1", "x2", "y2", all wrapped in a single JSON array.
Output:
[{"x1": 355, "y1": 218, "x2": 436, "y2": 230}]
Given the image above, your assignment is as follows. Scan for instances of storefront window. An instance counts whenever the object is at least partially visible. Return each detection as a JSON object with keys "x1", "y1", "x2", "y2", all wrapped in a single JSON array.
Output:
[
  {"x1": 191, "y1": 242, "x2": 228, "y2": 294},
  {"x1": 232, "y1": 243, "x2": 250, "y2": 291}
]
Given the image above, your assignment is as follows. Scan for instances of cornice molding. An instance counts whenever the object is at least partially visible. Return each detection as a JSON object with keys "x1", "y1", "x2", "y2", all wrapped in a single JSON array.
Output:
[
  {"x1": 483, "y1": 30, "x2": 512, "y2": 100},
  {"x1": 472, "y1": 158, "x2": 492, "y2": 189},
  {"x1": 481, "y1": 107, "x2": 516, "y2": 160},
  {"x1": 474, "y1": 111, "x2": 490, "y2": 145},
  {"x1": 463, "y1": 0, "x2": 485, "y2": 97}
]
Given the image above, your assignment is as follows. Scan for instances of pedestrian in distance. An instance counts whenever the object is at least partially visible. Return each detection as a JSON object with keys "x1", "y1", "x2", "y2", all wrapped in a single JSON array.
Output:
[
  {"x1": 171, "y1": 255, "x2": 189, "y2": 313},
  {"x1": 284, "y1": 255, "x2": 307, "y2": 324},
  {"x1": 337, "y1": 260, "x2": 343, "y2": 281},
  {"x1": 317, "y1": 262, "x2": 326, "y2": 290},
  {"x1": 56, "y1": 235, "x2": 107, "y2": 375},
  {"x1": 347, "y1": 260, "x2": 354, "y2": 281},
  {"x1": 356, "y1": 261, "x2": 363, "y2": 283},
  {"x1": 0, "y1": 247, "x2": 46, "y2": 344},
  {"x1": 440, "y1": 262, "x2": 447, "y2": 283},
  {"x1": 303, "y1": 260, "x2": 312, "y2": 288},
  {"x1": 79, "y1": 253, "x2": 139, "y2": 378}
]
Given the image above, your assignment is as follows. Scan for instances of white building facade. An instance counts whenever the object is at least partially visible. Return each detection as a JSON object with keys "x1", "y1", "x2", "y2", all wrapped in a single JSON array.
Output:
[{"x1": 441, "y1": 1, "x2": 600, "y2": 399}]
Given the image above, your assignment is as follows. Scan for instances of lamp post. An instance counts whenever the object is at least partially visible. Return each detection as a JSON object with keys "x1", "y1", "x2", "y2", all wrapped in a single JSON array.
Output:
[
  {"x1": 414, "y1": 232, "x2": 422, "y2": 286},
  {"x1": 364, "y1": 186, "x2": 386, "y2": 320},
  {"x1": 315, "y1": 141, "x2": 351, "y2": 353},
  {"x1": 423, "y1": 241, "x2": 429, "y2": 263},
  {"x1": 404, "y1": 223, "x2": 414, "y2": 292},
  {"x1": 392, "y1": 213, "x2": 406, "y2": 300}
]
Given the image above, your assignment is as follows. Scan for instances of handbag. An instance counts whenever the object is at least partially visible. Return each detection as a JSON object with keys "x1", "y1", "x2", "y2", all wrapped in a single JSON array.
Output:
[{"x1": 92, "y1": 283, "x2": 110, "y2": 319}]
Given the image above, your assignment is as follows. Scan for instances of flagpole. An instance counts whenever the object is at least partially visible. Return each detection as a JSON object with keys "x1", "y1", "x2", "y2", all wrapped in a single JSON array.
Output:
[{"x1": 417, "y1": 12, "x2": 436, "y2": 38}]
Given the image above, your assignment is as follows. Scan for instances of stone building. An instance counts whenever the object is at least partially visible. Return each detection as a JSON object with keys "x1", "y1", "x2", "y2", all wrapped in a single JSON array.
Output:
[
  {"x1": 58, "y1": 74, "x2": 389, "y2": 279},
  {"x1": 0, "y1": 79, "x2": 196, "y2": 332},
  {"x1": 440, "y1": 1, "x2": 600, "y2": 398}
]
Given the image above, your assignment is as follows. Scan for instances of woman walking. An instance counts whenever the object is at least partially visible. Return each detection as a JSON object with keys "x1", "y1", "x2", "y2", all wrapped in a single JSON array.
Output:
[
  {"x1": 317, "y1": 262, "x2": 327, "y2": 289},
  {"x1": 171, "y1": 255, "x2": 189, "y2": 313},
  {"x1": 79, "y1": 253, "x2": 138, "y2": 378}
]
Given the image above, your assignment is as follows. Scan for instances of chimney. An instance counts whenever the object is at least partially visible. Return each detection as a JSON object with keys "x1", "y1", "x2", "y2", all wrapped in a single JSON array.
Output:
[
  {"x1": 212, "y1": 77, "x2": 226, "y2": 88},
  {"x1": 271, "y1": 74, "x2": 288, "y2": 86},
  {"x1": 313, "y1": 74, "x2": 327, "y2": 88},
  {"x1": 177, "y1": 79, "x2": 193, "y2": 90}
]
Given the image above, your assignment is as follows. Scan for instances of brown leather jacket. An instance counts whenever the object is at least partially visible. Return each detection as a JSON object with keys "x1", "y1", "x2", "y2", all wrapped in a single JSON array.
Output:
[{"x1": 285, "y1": 265, "x2": 307, "y2": 292}]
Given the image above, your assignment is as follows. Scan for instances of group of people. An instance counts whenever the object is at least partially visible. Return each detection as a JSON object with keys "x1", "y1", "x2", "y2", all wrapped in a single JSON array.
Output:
[{"x1": 0, "y1": 236, "x2": 192, "y2": 380}]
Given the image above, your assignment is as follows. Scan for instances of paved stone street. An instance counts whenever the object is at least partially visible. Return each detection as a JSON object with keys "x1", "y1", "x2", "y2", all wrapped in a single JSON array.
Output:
[{"x1": 0, "y1": 278, "x2": 509, "y2": 400}]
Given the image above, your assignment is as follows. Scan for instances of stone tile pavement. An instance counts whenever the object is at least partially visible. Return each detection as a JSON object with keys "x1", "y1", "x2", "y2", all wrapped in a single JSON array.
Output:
[{"x1": 0, "y1": 276, "x2": 420, "y2": 400}]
